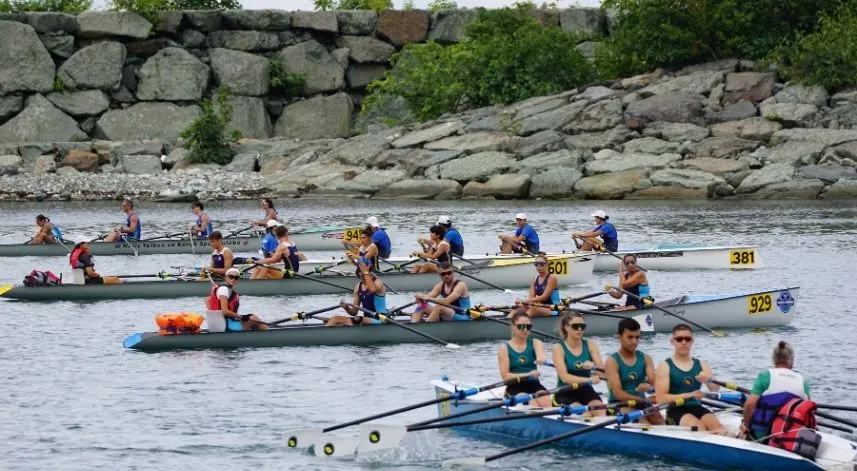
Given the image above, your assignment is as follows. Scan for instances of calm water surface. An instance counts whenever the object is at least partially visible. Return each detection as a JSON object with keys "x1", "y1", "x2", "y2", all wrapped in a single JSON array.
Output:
[{"x1": 1, "y1": 198, "x2": 856, "y2": 471}]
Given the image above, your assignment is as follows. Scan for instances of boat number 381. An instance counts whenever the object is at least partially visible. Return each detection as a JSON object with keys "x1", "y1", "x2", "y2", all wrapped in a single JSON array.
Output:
[{"x1": 729, "y1": 250, "x2": 755, "y2": 265}]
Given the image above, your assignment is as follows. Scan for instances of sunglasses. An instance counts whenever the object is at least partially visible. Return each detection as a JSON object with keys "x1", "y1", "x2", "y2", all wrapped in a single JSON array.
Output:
[
  {"x1": 534, "y1": 261, "x2": 546, "y2": 267},
  {"x1": 568, "y1": 323, "x2": 587, "y2": 331},
  {"x1": 673, "y1": 336, "x2": 693, "y2": 343},
  {"x1": 226, "y1": 275, "x2": 240, "y2": 280},
  {"x1": 515, "y1": 323, "x2": 533, "y2": 331},
  {"x1": 439, "y1": 271, "x2": 453, "y2": 277},
  {"x1": 624, "y1": 260, "x2": 636, "y2": 265}
]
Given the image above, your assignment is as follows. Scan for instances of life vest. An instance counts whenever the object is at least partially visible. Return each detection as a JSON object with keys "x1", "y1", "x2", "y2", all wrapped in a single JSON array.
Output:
[
  {"x1": 156, "y1": 312, "x2": 204, "y2": 335},
  {"x1": 750, "y1": 368, "x2": 807, "y2": 436},
  {"x1": 207, "y1": 284, "x2": 239, "y2": 313},
  {"x1": 69, "y1": 247, "x2": 84, "y2": 269},
  {"x1": 769, "y1": 398, "x2": 821, "y2": 460}
]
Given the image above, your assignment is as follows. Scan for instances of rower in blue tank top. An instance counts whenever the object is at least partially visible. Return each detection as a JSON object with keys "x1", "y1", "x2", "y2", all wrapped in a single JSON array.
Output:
[
  {"x1": 498, "y1": 312, "x2": 552, "y2": 407},
  {"x1": 512, "y1": 254, "x2": 562, "y2": 318},
  {"x1": 326, "y1": 259, "x2": 388, "y2": 326},
  {"x1": 366, "y1": 216, "x2": 392, "y2": 259},
  {"x1": 30, "y1": 215, "x2": 62, "y2": 244},
  {"x1": 260, "y1": 220, "x2": 280, "y2": 258},
  {"x1": 572, "y1": 210, "x2": 619, "y2": 252},
  {"x1": 105, "y1": 199, "x2": 141, "y2": 242},
  {"x1": 190, "y1": 202, "x2": 214, "y2": 238},
  {"x1": 606, "y1": 254, "x2": 651, "y2": 310},
  {"x1": 436, "y1": 215, "x2": 464, "y2": 256},
  {"x1": 553, "y1": 312, "x2": 607, "y2": 415},
  {"x1": 604, "y1": 318, "x2": 665, "y2": 424},
  {"x1": 411, "y1": 263, "x2": 471, "y2": 323}
]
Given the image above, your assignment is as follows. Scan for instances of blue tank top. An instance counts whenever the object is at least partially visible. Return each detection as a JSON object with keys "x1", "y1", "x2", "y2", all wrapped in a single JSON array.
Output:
[
  {"x1": 126, "y1": 212, "x2": 141, "y2": 240},
  {"x1": 261, "y1": 233, "x2": 278, "y2": 257},
  {"x1": 507, "y1": 336, "x2": 537, "y2": 375},
  {"x1": 557, "y1": 339, "x2": 593, "y2": 387},
  {"x1": 358, "y1": 278, "x2": 387, "y2": 313},
  {"x1": 197, "y1": 215, "x2": 213, "y2": 237},
  {"x1": 359, "y1": 245, "x2": 379, "y2": 272},
  {"x1": 280, "y1": 242, "x2": 300, "y2": 271},
  {"x1": 211, "y1": 249, "x2": 226, "y2": 269},
  {"x1": 371, "y1": 228, "x2": 392, "y2": 259},
  {"x1": 533, "y1": 274, "x2": 561, "y2": 305},
  {"x1": 441, "y1": 280, "x2": 471, "y2": 310},
  {"x1": 624, "y1": 272, "x2": 650, "y2": 308},
  {"x1": 445, "y1": 227, "x2": 464, "y2": 256}
]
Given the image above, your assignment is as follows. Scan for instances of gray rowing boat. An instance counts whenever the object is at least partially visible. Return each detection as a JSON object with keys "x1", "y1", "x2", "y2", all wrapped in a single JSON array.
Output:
[{"x1": 123, "y1": 287, "x2": 799, "y2": 352}]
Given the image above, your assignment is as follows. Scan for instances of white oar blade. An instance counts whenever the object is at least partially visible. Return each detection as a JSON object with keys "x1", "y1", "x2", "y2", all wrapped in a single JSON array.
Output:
[
  {"x1": 446, "y1": 343, "x2": 462, "y2": 349},
  {"x1": 442, "y1": 457, "x2": 488, "y2": 468},
  {"x1": 282, "y1": 428, "x2": 322, "y2": 449},
  {"x1": 634, "y1": 313, "x2": 655, "y2": 332},
  {"x1": 312, "y1": 436, "x2": 358, "y2": 458},
  {"x1": 357, "y1": 423, "x2": 409, "y2": 455}
]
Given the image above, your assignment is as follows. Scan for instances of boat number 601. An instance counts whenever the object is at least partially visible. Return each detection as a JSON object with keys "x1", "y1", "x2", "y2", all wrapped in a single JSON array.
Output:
[
  {"x1": 547, "y1": 260, "x2": 568, "y2": 275},
  {"x1": 747, "y1": 293, "x2": 772, "y2": 315}
]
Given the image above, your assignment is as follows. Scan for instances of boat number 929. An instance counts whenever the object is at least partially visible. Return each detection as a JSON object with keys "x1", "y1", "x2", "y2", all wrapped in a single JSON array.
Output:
[
  {"x1": 747, "y1": 293, "x2": 773, "y2": 315},
  {"x1": 547, "y1": 260, "x2": 568, "y2": 275},
  {"x1": 729, "y1": 250, "x2": 755, "y2": 265},
  {"x1": 343, "y1": 227, "x2": 362, "y2": 241}
]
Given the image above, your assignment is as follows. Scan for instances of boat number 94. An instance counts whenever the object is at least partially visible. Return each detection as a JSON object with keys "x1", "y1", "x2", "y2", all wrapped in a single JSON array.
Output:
[
  {"x1": 730, "y1": 250, "x2": 755, "y2": 265},
  {"x1": 343, "y1": 227, "x2": 362, "y2": 241},
  {"x1": 547, "y1": 260, "x2": 568, "y2": 275},
  {"x1": 747, "y1": 293, "x2": 773, "y2": 315}
]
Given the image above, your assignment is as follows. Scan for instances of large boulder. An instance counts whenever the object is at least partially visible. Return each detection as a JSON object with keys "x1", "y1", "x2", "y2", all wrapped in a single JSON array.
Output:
[
  {"x1": 209, "y1": 48, "x2": 269, "y2": 96},
  {"x1": 33, "y1": 154, "x2": 56, "y2": 174},
  {"x1": 39, "y1": 34, "x2": 74, "y2": 59},
  {"x1": 705, "y1": 99, "x2": 757, "y2": 124},
  {"x1": 710, "y1": 117, "x2": 782, "y2": 142},
  {"x1": 185, "y1": 11, "x2": 222, "y2": 32},
  {"x1": 136, "y1": 48, "x2": 210, "y2": 101},
  {"x1": 321, "y1": 168, "x2": 407, "y2": 194},
  {"x1": 736, "y1": 163, "x2": 795, "y2": 193},
  {"x1": 462, "y1": 173, "x2": 531, "y2": 199},
  {"x1": 642, "y1": 122, "x2": 709, "y2": 142},
  {"x1": 291, "y1": 11, "x2": 338, "y2": 32},
  {"x1": 121, "y1": 154, "x2": 162, "y2": 174},
  {"x1": 760, "y1": 102, "x2": 819, "y2": 126},
  {"x1": 585, "y1": 150, "x2": 681, "y2": 174},
  {"x1": 0, "y1": 94, "x2": 86, "y2": 143},
  {"x1": 514, "y1": 130, "x2": 566, "y2": 158},
  {"x1": 0, "y1": 21, "x2": 55, "y2": 94},
  {"x1": 564, "y1": 99, "x2": 623, "y2": 133},
  {"x1": 639, "y1": 70, "x2": 724, "y2": 97},
  {"x1": 373, "y1": 148, "x2": 462, "y2": 176},
  {"x1": 680, "y1": 157, "x2": 748, "y2": 176},
  {"x1": 748, "y1": 179, "x2": 825, "y2": 199},
  {"x1": 225, "y1": 152, "x2": 258, "y2": 172},
  {"x1": 76, "y1": 11, "x2": 151, "y2": 38},
  {"x1": 322, "y1": 128, "x2": 398, "y2": 166},
  {"x1": 46, "y1": 90, "x2": 109, "y2": 117},
  {"x1": 0, "y1": 154, "x2": 23, "y2": 175},
  {"x1": 559, "y1": 7, "x2": 604, "y2": 36},
  {"x1": 336, "y1": 35, "x2": 396, "y2": 63},
  {"x1": 207, "y1": 30, "x2": 279, "y2": 51},
  {"x1": 621, "y1": 137, "x2": 678, "y2": 155},
  {"x1": 517, "y1": 149, "x2": 583, "y2": 175},
  {"x1": 625, "y1": 92, "x2": 704, "y2": 129},
  {"x1": 722, "y1": 72, "x2": 774, "y2": 105},
  {"x1": 428, "y1": 10, "x2": 478, "y2": 43},
  {"x1": 275, "y1": 93, "x2": 353, "y2": 140},
  {"x1": 374, "y1": 178, "x2": 462, "y2": 199},
  {"x1": 24, "y1": 12, "x2": 78, "y2": 33},
  {"x1": 822, "y1": 180, "x2": 857, "y2": 198},
  {"x1": 336, "y1": 10, "x2": 377, "y2": 35},
  {"x1": 648, "y1": 168, "x2": 727, "y2": 189},
  {"x1": 801, "y1": 164, "x2": 857, "y2": 183},
  {"x1": 529, "y1": 167, "x2": 583, "y2": 199},
  {"x1": 566, "y1": 125, "x2": 639, "y2": 150},
  {"x1": 95, "y1": 102, "x2": 201, "y2": 141},
  {"x1": 345, "y1": 63, "x2": 387, "y2": 88},
  {"x1": 225, "y1": 96, "x2": 272, "y2": 139},
  {"x1": 278, "y1": 40, "x2": 345, "y2": 95},
  {"x1": 222, "y1": 10, "x2": 291, "y2": 30},
  {"x1": 0, "y1": 95, "x2": 23, "y2": 121},
  {"x1": 513, "y1": 96, "x2": 567, "y2": 120},
  {"x1": 772, "y1": 129, "x2": 857, "y2": 147},
  {"x1": 690, "y1": 137, "x2": 759, "y2": 159},
  {"x1": 377, "y1": 10, "x2": 430, "y2": 47},
  {"x1": 392, "y1": 121, "x2": 464, "y2": 148},
  {"x1": 57, "y1": 42, "x2": 125, "y2": 91},
  {"x1": 574, "y1": 169, "x2": 649, "y2": 199},
  {"x1": 751, "y1": 141, "x2": 825, "y2": 166},
  {"x1": 436, "y1": 151, "x2": 516, "y2": 182},
  {"x1": 775, "y1": 83, "x2": 829, "y2": 107},
  {"x1": 424, "y1": 132, "x2": 509, "y2": 154},
  {"x1": 518, "y1": 101, "x2": 587, "y2": 135}
]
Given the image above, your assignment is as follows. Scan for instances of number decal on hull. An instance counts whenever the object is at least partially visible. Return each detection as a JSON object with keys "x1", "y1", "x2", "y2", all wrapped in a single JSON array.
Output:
[
  {"x1": 748, "y1": 293, "x2": 772, "y2": 315},
  {"x1": 547, "y1": 260, "x2": 568, "y2": 275},
  {"x1": 343, "y1": 227, "x2": 362, "y2": 241},
  {"x1": 730, "y1": 250, "x2": 755, "y2": 265}
]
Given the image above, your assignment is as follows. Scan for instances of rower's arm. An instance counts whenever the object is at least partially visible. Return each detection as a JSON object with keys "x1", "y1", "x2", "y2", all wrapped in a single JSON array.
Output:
[
  {"x1": 219, "y1": 295, "x2": 239, "y2": 319},
  {"x1": 619, "y1": 271, "x2": 646, "y2": 289},
  {"x1": 533, "y1": 338, "x2": 546, "y2": 365},
  {"x1": 701, "y1": 361, "x2": 719, "y2": 391},
  {"x1": 424, "y1": 242, "x2": 448, "y2": 260},
  {"x1": 589, "y1": 340, "x2": 606, "y2": 378},
  {"x1": 644, "y1": 353, "x2": 657, "y2": 389},
  {"x1": 365, "y1": 274, "x2": 385, "y2": 295},
  {"x1": 258, "y1": 246, "x2": 285, "y2": 266},
  {"x1": 605, "y1": 356, "x2": 646, "y2": 402},
  {"x1": 85, "y1": 265, "x2": 99, "y2": 278},
  {"x1": 742, "y1": 395, "x2": 760, "y2": 431}
]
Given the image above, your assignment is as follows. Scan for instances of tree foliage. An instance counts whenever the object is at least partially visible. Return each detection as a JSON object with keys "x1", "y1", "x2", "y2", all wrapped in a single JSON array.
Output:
[
  {"x1": 428, "y1": 0, "x2": 457, "y2": 12},
  {"x1": 109, "y1": 0, "x2": 241, "y2": 15},
  {"x1": 776, "y1": 7, "x2": 857, "y2": 90},
  {"x1": 0, "y1": 0, "x2": 91, "y2": 12},
  {"x1": 181, "y1": 88, "x2": 237, "y2": 166},
  {"x1": 313, "y1": 0, "x2": 392, "y2": 11}
]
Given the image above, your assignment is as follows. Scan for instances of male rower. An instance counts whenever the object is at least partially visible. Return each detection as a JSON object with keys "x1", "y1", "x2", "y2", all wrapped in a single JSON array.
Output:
[
  {"x1": 605, "y1": 254, "x2": 651, "y2": 310},
  {"x1": 411, "y1": 263, "x2": 471, "y2": 323},
  {"x1": 366, "y1": 216, "x2": 392, "y2": 259},
  {"x1": 189, "y1": 202, "x2": 213, "y2": 238},
  {"x1": 655, "y1": 324, "x2": 724, "y2": 433},
  {"x1": 69, "y1": 236, "x2": 122, "y2": 284},
  {"x1": 436, "y1": 215, "x2": 464, "y2": 256},
  {"x1": 326, "y1": 259, "x2": 387, "y2": 326},
  {"x1": 251, "y1": 225, "x2": 305, "y2": 279},
  {"x1": 205, "y1": 267, "x2": 267, "y2": 332},
  {"x1": 347, "y1": 229, "x2": 380, "y2": 272},
  {"x1": 104, "y1": 199, "x2": 141, "y2": 242},
  {"x1": 605, "y1": 318, "x2": 664, "y2": 424},
  {"x1": 572, "y1": 210, "x2": 618, "y2": 252},
  {"x1": 202, "y1": 231, "x2": 233, "y2": 279},
  {"x1": 499, "y1": 213, "x2": 539, "y2": 254},
  {"x1": 30, "y1": 214, "x2": 62, "y2": 244}
]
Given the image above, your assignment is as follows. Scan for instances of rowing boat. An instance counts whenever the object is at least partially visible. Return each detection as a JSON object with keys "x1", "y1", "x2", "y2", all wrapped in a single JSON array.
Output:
[
  {"x1": 122, "y1": 287, "x2": 798, "y2": 352},
  {"x1": 1, "y1": 254, "x2": 594, "y2": 301},
  {"x1": 422, "y1": 379, "x2": 856, "y2": 470},
  {"x1": 0, "y1": 226, "x2": 391, "y2": 256}
]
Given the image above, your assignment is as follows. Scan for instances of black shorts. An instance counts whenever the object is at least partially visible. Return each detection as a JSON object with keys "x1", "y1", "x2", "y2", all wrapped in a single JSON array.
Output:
[
  {"x1": 505, "y1": 379, "x2": 548, "y2": 398},
  {"x1": 84, "y1": 276, "x2": 104, "y2": 285},
  {"x1": 553, "y1": 383, "x2": 602, "y2": 406},
  {"x1": 666, "y1": 404, "x2": 712, "y2": 425}
]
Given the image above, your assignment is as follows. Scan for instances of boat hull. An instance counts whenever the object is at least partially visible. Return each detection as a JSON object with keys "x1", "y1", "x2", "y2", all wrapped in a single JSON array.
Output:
[{"x1": 123, "y1": 287, "x2": 798, "y2": 352}]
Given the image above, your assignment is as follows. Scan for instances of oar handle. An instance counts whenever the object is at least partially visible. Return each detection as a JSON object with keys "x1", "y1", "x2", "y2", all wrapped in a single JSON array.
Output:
[
  {"x1": 616, "y1": 286, "x2": 722, "y2": 337},
  {"x1": 709, "y1": 379, "x2": 751, "y2": 395},
  {"x1": 268, "y1": 304, "x2": 342, "y2": 325},
  {"x1": 352, "y1": 305, "x2": 459, "y2": 348}
]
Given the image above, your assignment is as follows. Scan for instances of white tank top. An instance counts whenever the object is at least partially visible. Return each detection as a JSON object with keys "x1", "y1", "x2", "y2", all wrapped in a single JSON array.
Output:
[{"x1": 763, "y1": 368, "x2": 807, "y2": 399}]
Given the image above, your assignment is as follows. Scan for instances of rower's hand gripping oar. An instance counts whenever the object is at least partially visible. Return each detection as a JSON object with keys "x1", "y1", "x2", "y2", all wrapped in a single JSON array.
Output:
[
  {"x1": 266, "y1": 304, "x2": 342, "y2": 326},
  {"x1": 612, "y1": 286, "x2": 724, "y2": 337},
  {"x1": 351, "y1": 304, "x2": 461, "y2": 349}
]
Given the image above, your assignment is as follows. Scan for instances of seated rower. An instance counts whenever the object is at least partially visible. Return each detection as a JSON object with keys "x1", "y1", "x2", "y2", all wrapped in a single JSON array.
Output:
[
  {"x1": 69, "y1": 236, "x2": 122, "y2": 284},
  {"x1": 366, "y1": 216, "x2": 392, "y2": 259},
  {"x1": 326, "y1": 260, "x2": 387, "y2": 327},
  {"x1": 605, "y1": 318, "x2": 664, "y2": 424},
  {"x1": 605, "y1": 254, "x2": 650, "y2": 310},
  {"x1": 410, "y1": 225, "x2": 452, "y2": 274},
  {"x1": 30, "y1": 214, "x2": 62, "y2": 244},
  {"x1": 189, "y1": 202, "x2": 213, "y2": 238},
  {"x1": 499, "y1": 213, "x2": 539, "y2": 254},
  {"x1": 655, "y1": 324, "x2": 724, "y2": 433},
  {"x1": 104, "y1": 198, "x2": 142, "y2": 242},
  {"x1": 252, "y1": 198, "x2": 279, "y2": 227},
  {"x1": 741, "y1": 341, "x2": 810, "y2": 441},
  {"x1": 498, "y1": 311, "x2": 552, "y2": 407},
  {"x1": 552, "y1": 312, "x2": 606, "y2": 415},
  {"x1": 436, "y1": 215, "x2": 464, "y2": 256},
  {"x1": 202, "y1": 231, "x2": 233, "y2": 279},
  {"x1": 251, "y1": 225, "x2": 305, "y2": 280},
  {"x1": 205, "y1": 267, "x2": 267, "y2": 332},
  {"x1": 572, "y1": 210, "x2": 618, "y2": 252},
  {"x1": 512, "y1": 253, "x2": 561, "y2": 318},
  {"x1": 347, "y1": 229, "x2": 380, "y2": 272},
  {"x1": 411, "y1": 263, "x2": 471, "y2": 323},
  {"x1": 235, "y1": 219, "x2": 281, "y2": 265}
]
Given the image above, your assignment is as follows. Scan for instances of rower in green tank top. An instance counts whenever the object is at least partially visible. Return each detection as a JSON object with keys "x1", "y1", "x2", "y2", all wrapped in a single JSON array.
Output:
[
  {"x1": 605, "y1": 318, "x2": 664, "y2": 424},
  {"x1": 552, "y1": 312, "x2": 606, "y2": 416},
  {"x1": 655, "y1": 324, "x2": 725, "y2": 433},
  {"x1": 498, "y1": 312, "x2": 551, "y2": 407}
]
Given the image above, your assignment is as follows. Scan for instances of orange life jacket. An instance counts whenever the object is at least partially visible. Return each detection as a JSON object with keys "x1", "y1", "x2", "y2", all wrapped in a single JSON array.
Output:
[
  {"x1": 207, "y1": 284, "x2": 239, "y2": 313},
  {"x1": 769, "y1": 398, "x2": 821, "y2": 460}
]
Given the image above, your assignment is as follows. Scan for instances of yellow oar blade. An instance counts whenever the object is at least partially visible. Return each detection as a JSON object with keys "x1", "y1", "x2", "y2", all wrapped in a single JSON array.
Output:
[{"x1": 0, "y1": 284, "x2": 13, "y2": 297}]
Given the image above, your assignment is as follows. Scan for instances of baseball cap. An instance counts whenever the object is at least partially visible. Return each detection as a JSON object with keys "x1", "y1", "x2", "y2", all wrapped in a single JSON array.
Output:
[
  {"x1": 73, "y1": 235, "x2": 90, "y2": 246},
  {"x1": 437, "y1": 215, "x2": 451, "y2": 225},
  {"x1": 515, "y1": 213, "x2": 527, "y2": 220},
  {"x1": 266, "y1": 219, "x2": 280, "y2": 228},
  {"x1": 365, "y1": 216, "x2": 379, "y2": 228},
  {"x1": 591, "y1": 210, "x2": 608, "y2": 219},
  {"x1": 226, "y1": 267, "x2": 241, "y2": 277}
]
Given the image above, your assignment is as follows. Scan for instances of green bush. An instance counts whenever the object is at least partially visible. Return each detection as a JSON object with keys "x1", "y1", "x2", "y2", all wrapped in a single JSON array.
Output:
[
  {"x1": 181, "y1": 88, "x2": 236, "y2": 166},
  {"x1": 428, "y1": 0, "x2": 457, "y2": 12},
  {"x1": 364, "y1": 2, "x2": 595, "y2": 122},
  {"x1": 108, "y1": 0, "x2": 240, "y2": 14},
  {"x1": 0, "y1": 0, "x2": 91, "y2": 12},
  {"x1": 268, "y1": 56, "x2": 305, "y2": 97},
  {"x1": 313, "y1": 0, "x2": 392, "y2": 11},
  {"x1": 777, "y1": 8, "x2": 857, "y2": 90}
]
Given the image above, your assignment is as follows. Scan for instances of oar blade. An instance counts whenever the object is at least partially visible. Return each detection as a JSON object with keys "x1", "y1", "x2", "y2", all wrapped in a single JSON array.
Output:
[
  {"x1": 446, "y1": 343, "x2": 462, "y2": 349},
  {"x1": 442, "y1": 457, "x2": 487, "y2": 468},
  {"x1": 633, "y1": 313, "x2": 655, "y2": 332},
  {"x1": 0, "y1": 284, "x2": 13, "y2": 297},
  {"x1": 357, "y1": 423, "x2": 409, "y2": 455},
  {"x1": 312, "y1": 435, "x2": 358, "y2": 458},
  {"x1": 282, "y1": 428, "x2": 323, "y2": 449}
]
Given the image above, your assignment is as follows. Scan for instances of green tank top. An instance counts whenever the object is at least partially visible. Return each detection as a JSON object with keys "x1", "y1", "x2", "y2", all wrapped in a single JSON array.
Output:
[
  {"x1": 608, "y1": 350, "x2": 647, "y2": 402},
  {"x1": 666, "y1": 357, "x2": 703, "y2": 407},
  {"x1": 506, "y1": 337, "x2": 536, "y2": 375},
  {"x1": 557, "y1": 339, "x2": 592, "y2": 387}
]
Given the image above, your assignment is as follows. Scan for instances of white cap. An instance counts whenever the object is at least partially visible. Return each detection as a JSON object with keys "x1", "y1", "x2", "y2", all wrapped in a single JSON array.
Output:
[
  {"x1": 437, "y1": 215, "x2": 451, "y2": 225},
  {"x1": 266, "y1": 219, "x2": 280, "y2": 228},
  {"x1": 226, "y1": 267, "x2": 241, "y2": 277},
  {"x1": 73, "y1": 235, "x2": 90, "y2": 245},
  {"x1": 365, "y1": 216, "x2": 379, "y2": 228},
  {"x1": 591, "y1": 210, "x2": 608, "y2": 219},
  {"x1": 515, "y1": 213, "x2": 527, "y2": 220}
]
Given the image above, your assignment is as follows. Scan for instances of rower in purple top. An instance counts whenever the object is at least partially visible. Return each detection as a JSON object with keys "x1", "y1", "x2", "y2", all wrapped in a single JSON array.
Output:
[
  {"x1": 511, "y1": 253, "x2": 561, "y2": 318},
  {"x1": 411, "y1": 263, "x2": 471, "y2": 323},
  {"x1": 189, "y1": 202, "x2": 213, "y2": 238},
  {"x1": 104, "y1": 199, "x2": 141, "y2": 242},
  {"x1": 325, "y1": 259, "x2": 387, "y2": 327}
]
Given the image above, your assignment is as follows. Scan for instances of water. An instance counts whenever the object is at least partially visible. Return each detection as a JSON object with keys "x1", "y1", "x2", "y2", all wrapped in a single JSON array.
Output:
[{"x1": 1, "y1": 198, "x2": 856, "y2": 470}]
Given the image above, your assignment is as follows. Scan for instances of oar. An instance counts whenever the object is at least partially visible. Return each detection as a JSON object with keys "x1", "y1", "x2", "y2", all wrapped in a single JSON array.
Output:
[
  {"x1": 426, "y1": 300, "x2": 563, "y2": 341},
  {"x1": 188, "y1": 228, "x2": 196, "y2": 255},
  {"x1": 116, "y1": 271, "x2": 193, "y2": 279},
  {"x1": 120, "y1": 234, "x2": 139, "y2": 257},
  {"x1": 614, "y1": 286, "x2": 724, "y2": 337},
  {"x1": 381, "y1": 257, "x2": 422, "y2": 273},
  {"x1": 56, "y1": 237, "x2": 72, "y2": 254},
  {"x1": 441, "y1": 399, "x2": 682, "y2": 468},
  {"x1": 90, "y1": 233, "x2": 108, "y2": 243},
  {"x1": 283, "y1": 376, "x2": 532, "y2": 450},
  {"x1": 254, "y1": 263, "x2": 353, "y2": 294},
  {"x1": 351, "y1": 304, "x2": 461, "y2": 349},
  {"x1": 223, "y1": 225, "x2": 254, "y2": 239},
  {"x1": 563, "y1": 291, "x2": 608, "y2": 304},
  {"x1": 312, "y1": 258, "x2": 352, "y2": 274},
  {"x1": 452, "y1": 264, "x2": 522, "y2": 294},
  {"x1": 266, "y1": 304, "x2": 342, "y2": 326},
  {"x1": 141, "y1": 231, "x2": 185, "y2": 241},
  {"x1": 815, "y1": 403, "x2": 857, "y2": 413},
  {"x1": 452, "y1": 252, "x2": 477, "y2": 265}
]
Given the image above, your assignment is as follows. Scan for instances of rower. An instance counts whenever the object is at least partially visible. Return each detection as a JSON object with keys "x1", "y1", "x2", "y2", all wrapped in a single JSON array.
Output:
[
  {"x1": 325, "y1": 259, "x2": 387, "y2": 327},
  {"x1": 30, "y1": 214, "x2": 62, "y2": 244},
  {"x1": 252, "y1": 198, "x2": 278, "y2": 227},
  {"x1": 552, "y1": 312, "x2": 606, "y2": 415},
  {"x1": 572, "y1": 210, "x2": 618, "y2": 252},
  {"x1": 347, "y1": 229, "x2": 380, "y2": 272},
  {"x1": 205, "y1": 267, "x2": 267, "y2": 332},
  {"x1": 69, "y1": 236, "x2": 122, "y2": 284},
  {"x1": 436, "y1": 215, "x2": 464, "y2": 256},
  {"x1": 251, "y1": 225, "x2": 305, "y2": 280},
  {"x1": 203, "y1": 231, "x2": 233, "y2": 278},
  {"x1": 498, "y1": 213, "x2": 539, "y2": 254},
  {"x1": 498, "y1": 311, "x2": 552, "y2": 407},
  {"x1": 189, "y1": 202, "x2": 213, "y2": 238},
  {"x1": 604, "y1": 318, "x2": 664, "y2": 424},
  {"x1": 741, "y1": 341, "x2": 810, "y2": 441},
  {"x1": 655, "y1": 324, "x2": 724, "y2": 433},
  {"x1": 410, "y1": 225, "x2": 451, "y2": 273},
  {"x1": 104, "y1": 198, "x2": 142, "y2": 242},
  {"x1": 411, "y1": 262, "x2": 471, "y2": 323},
  {"x1": 605, "y1": 254, "x2": 650, "y2": 310},
  {"x1": 366, "y1": 216, "x2": 392, "y2": 259},
  {"x1": 512, "y1": 253, "x2": 561, "y2": 318}
]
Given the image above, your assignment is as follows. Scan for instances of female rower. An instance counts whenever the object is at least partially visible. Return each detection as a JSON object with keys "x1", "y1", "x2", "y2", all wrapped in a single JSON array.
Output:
[
  {"x1": 410, "y1": 225, "x2": 452, "y2": 273},
  {"x1": 326, "y1": 259, "x2": 387, "y2": 326},
  {"x1": 347, "y1": 229, "x2": 379, "y2": 272},
  {"x1": 252, "y1": 198, "x2": 278, "y2": 227},
  {"x1": 205, "y1": 267, "x2": 267, "y2": 332},
  {"x1": 251, "y1": 225, "x2": 305, "y2": 279},
  {"x1": 512, "y1": 253, "x2": 561, "y2": 317},
  {"x1": 69, "y1": 236, "x2": 122, "y2": 284},
  {"x1": 605, "y1": 254, "x2": 650, "y2": 310},
  {"x1": 30, "y1": 214, "x2": 62, "y2": 244},
  {"x1": 498, "y1": 311, "x2": 552, "y2": 407},
  {"x1": 552, "y1": 312, "x2": 606, "y2": 415}
]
